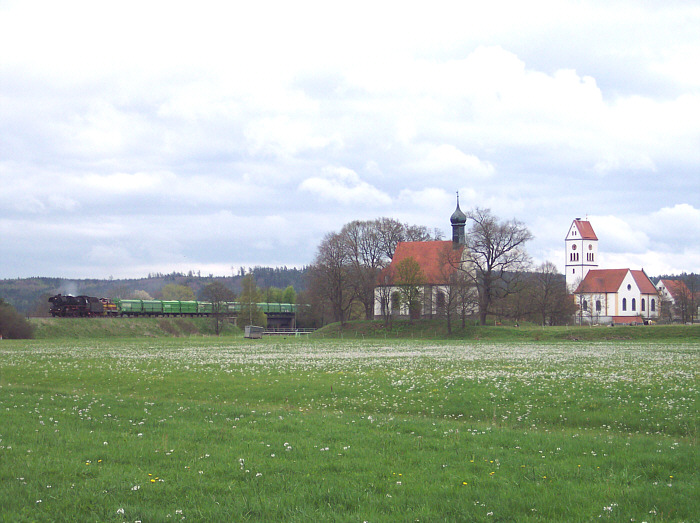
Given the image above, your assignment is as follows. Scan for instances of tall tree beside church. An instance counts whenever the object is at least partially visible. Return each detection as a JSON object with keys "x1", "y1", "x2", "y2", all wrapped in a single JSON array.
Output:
[
  {"x1": 436, "y1": 243, "x2": 474, "y2": 334},
  {"x1": 528, "y1": 262, "x2": 576, "y2": 325},
  {"x1": 340, "y1": 220, "x2": 386, "y2": 320},
  {"x1": 459, "y1": 208, "x2": 533, "y2": 325},
  {"x1": 310, "y1": 231, "x2": 356, "y2": 325}
]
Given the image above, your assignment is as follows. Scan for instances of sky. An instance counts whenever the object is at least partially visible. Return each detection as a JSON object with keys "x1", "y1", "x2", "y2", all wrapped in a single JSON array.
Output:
[{"x1": 1, "y1": 0, "x2": 699, "y2": 280}]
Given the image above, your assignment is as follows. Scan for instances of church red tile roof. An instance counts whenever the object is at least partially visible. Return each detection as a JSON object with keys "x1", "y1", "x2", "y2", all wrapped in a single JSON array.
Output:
[
  {"x1": 631, "y1": 270, "x2": 658, "y2": 294},
  {"x1": 572, "y1": 219, "x2": 598, "y2": 240},
  {"x1": 575, "y1": 269, "x2": 657, "y2": 294},
  {"x1": 379, "y1": 241, "x2": 465, "y2": 285}
]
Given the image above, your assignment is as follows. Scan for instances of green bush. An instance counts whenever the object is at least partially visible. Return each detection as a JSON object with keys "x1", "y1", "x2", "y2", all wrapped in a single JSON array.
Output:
[{"x1": 0, "y1": 298, "x2": 34, "y2": 339}]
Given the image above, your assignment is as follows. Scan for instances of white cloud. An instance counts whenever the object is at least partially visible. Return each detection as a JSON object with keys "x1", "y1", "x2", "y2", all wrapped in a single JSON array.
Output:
[
  {"x1": 298, "y1": 167, "x2": 392, "y2": 207},
  {"x1": 592, "y1": 215, "x2": 650, "y2": 254},
  {"x1": 410, "y1": 144, "x2": 495, "y2": 178}
]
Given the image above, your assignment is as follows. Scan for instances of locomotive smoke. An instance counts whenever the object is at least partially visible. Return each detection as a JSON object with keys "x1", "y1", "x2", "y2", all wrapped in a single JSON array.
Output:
[{"x1": 60, "y1": 282, "x2": 79, "y2": 296}]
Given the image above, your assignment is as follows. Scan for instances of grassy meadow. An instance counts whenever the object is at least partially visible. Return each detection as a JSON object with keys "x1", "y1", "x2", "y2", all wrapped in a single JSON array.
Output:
[{"x1": 0, "y1": 337, "x2": 697, "y2": 521}]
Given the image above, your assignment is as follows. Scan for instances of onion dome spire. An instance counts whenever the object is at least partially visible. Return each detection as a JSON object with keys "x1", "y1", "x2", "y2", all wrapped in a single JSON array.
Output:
[
  {"x1": 450, "y1": 191, "x2": 467, "y2": 225},
  {"x1": 451, "y1": 191, "x2": 466, "y2": 245}
]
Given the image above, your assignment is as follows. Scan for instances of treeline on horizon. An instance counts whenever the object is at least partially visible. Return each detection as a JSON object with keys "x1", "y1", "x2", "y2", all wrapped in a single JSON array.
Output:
[{"x1": 0, "y1": 266, "x2": 309, "y2": 314}]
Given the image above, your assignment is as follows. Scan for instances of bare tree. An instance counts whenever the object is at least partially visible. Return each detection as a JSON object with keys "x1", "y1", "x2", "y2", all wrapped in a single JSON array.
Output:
[
  {"x1": 341, "y1": 220, "x2": 386, "y2": 320},
  {"x1": 311, "y1": 232, "x2": 356, "y2": 325},
  {"x1": 200, "y1": 281, "x2": 235, "y2": 335},
  {"x1": 375, "y1": 217, "x2": 440, "y2": 260},
  {"x1": 375, "y1": 265, "x2": 396, "y2": 328},
  {"x1": 459, "y1": 208, "x2": 533, "y2": 325},
  {"x1": 531, "y1": 262, "x2": 565, "y2": 326},
  {"x1": 238, "y1": 274, "x2": 267, "y2": 328},
  {"x1": 435, "y1": 243, "x2": 473, "y2": 334},
  {"x1": 685, "y1": 274, "x2": 698, "y2": 323}
]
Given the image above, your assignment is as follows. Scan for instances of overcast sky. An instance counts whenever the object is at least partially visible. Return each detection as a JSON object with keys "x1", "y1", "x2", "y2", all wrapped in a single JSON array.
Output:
[{"x1": 1, "y1": 0, "x2": 698, "y2": 280}]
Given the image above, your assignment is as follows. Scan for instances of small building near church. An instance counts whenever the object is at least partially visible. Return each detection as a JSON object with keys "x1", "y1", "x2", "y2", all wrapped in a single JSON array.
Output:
[{"x1": 656, "y1": 278, "x2": 693, "y2": 323}]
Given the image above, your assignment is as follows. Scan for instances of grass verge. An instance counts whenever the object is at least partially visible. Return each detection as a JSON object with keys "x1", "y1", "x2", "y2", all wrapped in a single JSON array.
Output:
[{"x1": 314, "y1": 319, "x2": 700, "y2": 343}]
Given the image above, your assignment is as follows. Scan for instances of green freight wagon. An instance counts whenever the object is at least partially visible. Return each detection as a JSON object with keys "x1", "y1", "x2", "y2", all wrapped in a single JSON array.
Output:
[
  {"x1": 116, "y1": 299, "x2": 144, "y2": 316},
  {"x1": 142, "y1": 301, "x2": 164, "y2": 315},
  {"x1": 162, "y1": 301, "x2": 199, "y2": 315},
  {"x1": 197, "y1": 302, "x2": 213, "y2": 314}
]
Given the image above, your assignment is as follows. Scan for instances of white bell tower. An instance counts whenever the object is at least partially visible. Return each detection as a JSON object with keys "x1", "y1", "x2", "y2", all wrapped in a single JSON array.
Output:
[{"x1": 565, "y1": 218, "x2": 598, "y2": 292}]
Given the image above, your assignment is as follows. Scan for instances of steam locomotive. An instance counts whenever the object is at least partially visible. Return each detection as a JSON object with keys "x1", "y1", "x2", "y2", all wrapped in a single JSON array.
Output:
[{"x1": 48, "y1": 294, "x2": 118, "y2": 317}]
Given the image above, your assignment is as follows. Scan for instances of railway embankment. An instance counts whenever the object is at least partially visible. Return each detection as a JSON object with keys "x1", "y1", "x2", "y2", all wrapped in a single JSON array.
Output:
[{"x1": 30, "y1": 317, "x2": 241, "y2": 339}]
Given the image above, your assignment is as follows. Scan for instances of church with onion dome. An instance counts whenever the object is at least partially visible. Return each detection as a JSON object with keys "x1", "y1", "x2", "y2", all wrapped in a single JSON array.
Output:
[{"x1": 374, "y1": 194, "x2": 474, "y2": 320}]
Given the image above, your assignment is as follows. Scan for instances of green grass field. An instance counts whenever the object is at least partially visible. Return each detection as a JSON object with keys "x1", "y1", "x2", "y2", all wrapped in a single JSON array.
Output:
[{"x1": 0, "y1": 338, "x2": 697, "y2": 521}]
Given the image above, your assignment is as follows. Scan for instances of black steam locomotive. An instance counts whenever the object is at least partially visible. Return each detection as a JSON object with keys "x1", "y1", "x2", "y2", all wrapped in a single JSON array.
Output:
[{"x1": 48, "y1": 294, "x2": 118, "y2": 317}]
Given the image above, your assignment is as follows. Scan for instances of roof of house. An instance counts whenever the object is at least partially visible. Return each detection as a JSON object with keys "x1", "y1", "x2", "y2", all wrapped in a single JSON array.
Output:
[
  {"x1": 575, "y1": 269, "x2": 657, "y2": 295},
  {"x1": 571, "y1": 219, "x2": 598, "y2": 240},
  {"x1": 380, "y1": 241, "x2": 464, "y2": 285},
  {"x1": 659, "y1": 279, "x2": 690, "y2": 300}
]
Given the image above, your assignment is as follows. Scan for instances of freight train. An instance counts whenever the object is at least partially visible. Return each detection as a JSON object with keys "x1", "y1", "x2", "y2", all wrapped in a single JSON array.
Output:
[{"x1": 48, "y1": 294, "x2": 297, "y2": 318}]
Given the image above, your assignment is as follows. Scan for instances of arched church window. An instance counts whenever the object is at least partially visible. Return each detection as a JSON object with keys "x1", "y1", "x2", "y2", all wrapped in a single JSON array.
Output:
[
  {"x1": 641, "y1": 299, "x2": 645, "y2": 311},
  {"x1": 651, "y1": 299, "x2": 656, "y2": 312},
  {"x1": 622, "y1": 298, "x2": 627, "y2": 311},
  {"x1": 582, "y1": 300, "x2": 588, "y2": 311},
  {"x1": 596, "y1": 300, "x2": 601, "y2": 312},
  {"x1": 632, "y1": 298, "x2": 636, "y2": 311}
]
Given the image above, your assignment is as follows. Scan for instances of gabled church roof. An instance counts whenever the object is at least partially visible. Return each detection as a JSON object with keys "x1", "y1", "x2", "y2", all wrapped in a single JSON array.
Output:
[
  {"x1": 569, "y1": 219, "x2": 598, "y2": 240},
  {"x1": 575, "y1": 269, "x2": 657, "y2": 294},
  {"x1": 380, "y1": 241, "x2": 464, "y2": 285}
]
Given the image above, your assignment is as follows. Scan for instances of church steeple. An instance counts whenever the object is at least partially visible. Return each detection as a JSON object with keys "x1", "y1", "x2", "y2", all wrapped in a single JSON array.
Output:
[
  {"x1": 565, "y1": 218, "x2": 599, "y2": 292},
  {"x1": 451, "y1": 192, "x2": 466, "y2": 246}
]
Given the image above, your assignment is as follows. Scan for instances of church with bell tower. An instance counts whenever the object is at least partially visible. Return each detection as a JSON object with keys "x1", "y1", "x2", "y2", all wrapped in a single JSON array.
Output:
[{"x1": 566, "y1": 218, "x2": 659, "y2": 325}]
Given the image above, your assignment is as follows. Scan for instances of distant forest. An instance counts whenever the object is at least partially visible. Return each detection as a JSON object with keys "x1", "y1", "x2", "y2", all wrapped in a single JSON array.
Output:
[{"x1": 0, "y1": 266, "x2": 309, "y2": 315}]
